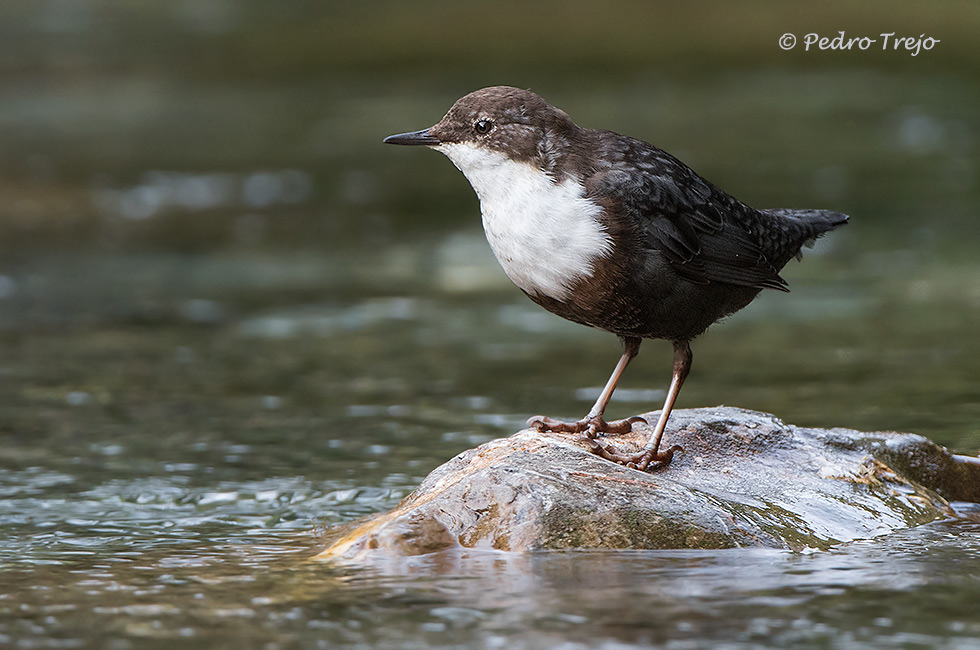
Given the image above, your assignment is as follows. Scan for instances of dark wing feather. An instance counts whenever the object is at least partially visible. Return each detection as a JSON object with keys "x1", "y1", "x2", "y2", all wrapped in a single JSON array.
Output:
[{"x1": 587, "y1": 133, "x2": 788, "y2": 291}]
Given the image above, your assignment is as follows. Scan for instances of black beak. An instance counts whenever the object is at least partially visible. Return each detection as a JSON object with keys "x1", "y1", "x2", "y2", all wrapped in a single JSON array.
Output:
[{"x1": 383, "y1": 129, "x2": 441, "y2": 146}]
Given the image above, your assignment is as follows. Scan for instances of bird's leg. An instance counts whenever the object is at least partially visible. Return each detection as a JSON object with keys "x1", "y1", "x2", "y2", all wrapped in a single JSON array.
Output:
[
  {"x1": 591, "y1": 340, "x2": 691, "y2": 471},
  {"x1": 527, "y1": 337, "x2": 646, "y2": 438}
]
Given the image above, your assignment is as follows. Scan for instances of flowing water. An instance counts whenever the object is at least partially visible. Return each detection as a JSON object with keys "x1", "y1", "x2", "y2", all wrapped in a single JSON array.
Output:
[{"x1": 2, "y1": 2, "x2": 980, "y2": 648}]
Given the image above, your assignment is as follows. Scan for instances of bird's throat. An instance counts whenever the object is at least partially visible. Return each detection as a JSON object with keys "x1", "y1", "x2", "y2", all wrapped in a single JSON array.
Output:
[{"x1": 436, "y1": 142, "x2": 613, "y2": 301}]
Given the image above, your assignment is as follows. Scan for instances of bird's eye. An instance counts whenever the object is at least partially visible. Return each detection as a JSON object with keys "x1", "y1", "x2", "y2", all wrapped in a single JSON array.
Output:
[{"x1": 474, "y1": 119, "x2": 494, "y2": 134}]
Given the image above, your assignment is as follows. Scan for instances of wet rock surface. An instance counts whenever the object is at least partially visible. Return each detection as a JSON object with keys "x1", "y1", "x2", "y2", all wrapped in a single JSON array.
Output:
[{"x1": 318, "y1": 407, "x2": 979, "y2": 561}]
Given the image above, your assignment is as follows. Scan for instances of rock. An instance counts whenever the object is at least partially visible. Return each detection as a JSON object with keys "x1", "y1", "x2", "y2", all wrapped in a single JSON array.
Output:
[{"x1": 317, "y1": 407, "x2": 979, "y2": 561}]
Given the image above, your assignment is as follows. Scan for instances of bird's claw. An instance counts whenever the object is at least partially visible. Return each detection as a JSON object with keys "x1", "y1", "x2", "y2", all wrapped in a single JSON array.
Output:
[
  {"x1": 526, "y1": 414, "x2": 646, "y2": 439},
  {"x1": 593, "y1": 443, "x2": 683, "y2": 472},
  {"x1": 527, "y1": 414, "x2": 679, "y2": 471}
]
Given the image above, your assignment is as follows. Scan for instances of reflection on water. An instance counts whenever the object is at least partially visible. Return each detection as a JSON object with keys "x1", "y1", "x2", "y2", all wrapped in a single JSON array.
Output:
[
  {"x1": 3, "y1": 516, "x2": 980, "y2": 648},
  {"x1": 2, "y1": 1, "x2": 980, "y2": 647}
]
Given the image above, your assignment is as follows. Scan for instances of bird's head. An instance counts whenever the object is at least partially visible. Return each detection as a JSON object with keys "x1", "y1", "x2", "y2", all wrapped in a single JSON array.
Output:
[{"x1": 384, "y1": 86, "x2": 580, "y2": 178}]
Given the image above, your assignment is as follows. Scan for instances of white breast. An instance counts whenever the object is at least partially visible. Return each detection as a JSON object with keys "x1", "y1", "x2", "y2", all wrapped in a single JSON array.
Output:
[{"x1": 435, "y1": 142, "x2": 612, "y2": 301}]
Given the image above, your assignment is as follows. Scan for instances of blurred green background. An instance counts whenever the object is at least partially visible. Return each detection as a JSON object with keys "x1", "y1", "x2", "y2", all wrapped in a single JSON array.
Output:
[
  {"x1": 2, "y1": 2, "x2": 980, "y2": 648},
  {"x1": 2, "y1": 0, "x2": 977, "y2": 450}
]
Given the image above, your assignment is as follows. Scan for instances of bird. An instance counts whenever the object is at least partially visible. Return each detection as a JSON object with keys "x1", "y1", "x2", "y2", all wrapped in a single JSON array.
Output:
[{"x1": 384, "y1": 86, "x2": 848, "y2": 471}]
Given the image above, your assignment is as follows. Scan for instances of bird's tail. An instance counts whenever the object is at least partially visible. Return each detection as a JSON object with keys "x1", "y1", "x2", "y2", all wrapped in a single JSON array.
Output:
[
  {"x1": 763, "y1": 208, "x2": 849, "y2": 260},
  {"x1": 765, "y1": 208, "x2": 849, "y2": 233}
]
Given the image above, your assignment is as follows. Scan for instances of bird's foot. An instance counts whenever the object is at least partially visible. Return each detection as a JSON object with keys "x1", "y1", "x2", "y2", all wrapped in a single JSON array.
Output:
[
  {"x1": 584, "y1": 440, "x2": 683, "y2": 472},
  {"x1": 526, "y1": 414, "x2": 646, "y2": 439}
]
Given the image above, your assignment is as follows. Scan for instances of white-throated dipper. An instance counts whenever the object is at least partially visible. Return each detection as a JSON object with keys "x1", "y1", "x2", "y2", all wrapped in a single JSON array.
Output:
[{"x1": 384, "y1": 86, "x2": 848, "y2": 471}]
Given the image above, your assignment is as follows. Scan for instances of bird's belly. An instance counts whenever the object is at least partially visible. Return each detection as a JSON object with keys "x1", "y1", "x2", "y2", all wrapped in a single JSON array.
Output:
[{"x1": 525, "y1": 251, "x2": 765, "y2": 341}]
